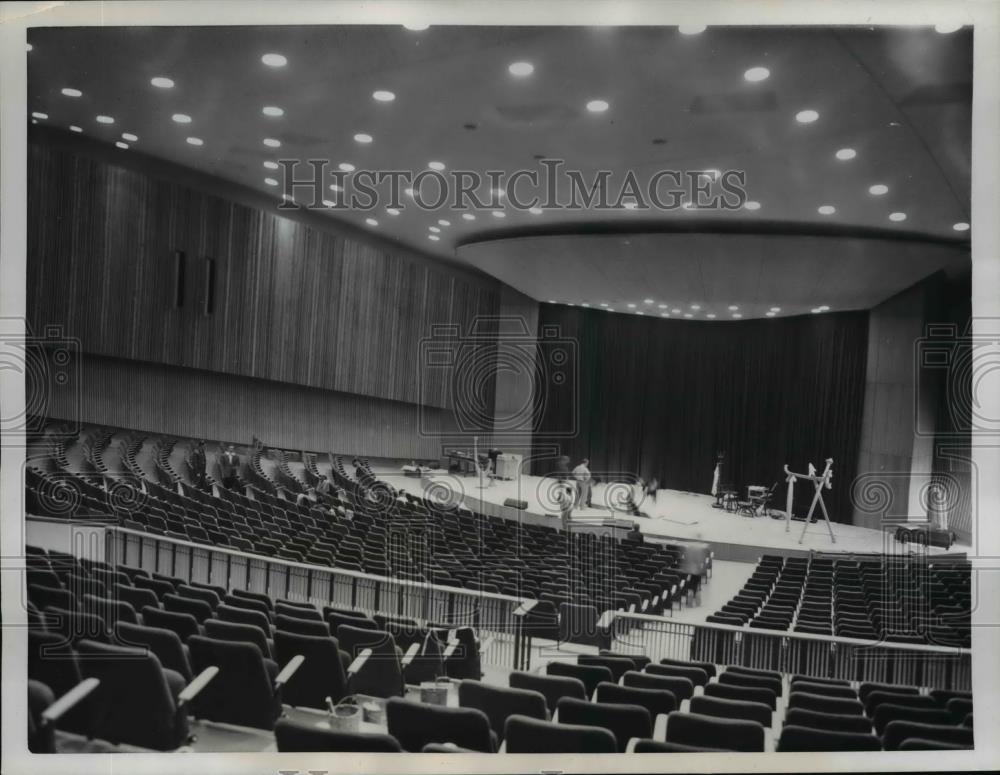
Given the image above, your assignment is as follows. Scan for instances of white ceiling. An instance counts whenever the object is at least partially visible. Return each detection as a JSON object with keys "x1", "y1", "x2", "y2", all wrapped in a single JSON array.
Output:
[{"x1": 27, "y1": 24, "x2": 971, "y2": 314}]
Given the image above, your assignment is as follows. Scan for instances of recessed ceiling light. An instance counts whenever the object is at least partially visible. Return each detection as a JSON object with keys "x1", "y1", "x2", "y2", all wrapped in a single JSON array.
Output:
[
  {"x1": 338, "y1": 162, "x2": 355, "y2": 172},
  {"x1": 263, "y1": 161, "x2": 279, "y2": 170},
  {"x1": 96, "y1": 115, "x2": 114, "y2": 124},
  {"x1": 671, "y1": 308, "x2": 681, "y2": 314},
  {"x1": 818, "y1": 205, "x2": 836, "y2": 215},
  {"x1": 261, "y1": 53, "x2": 288, "y2": 67},
  {"x1": 492, "y1": 211, "x2": 506, "y2": 218},
  {"x1": 322, "y1": 199, "x2": 335, "y2": 208},
  {"x1": 508, "y1": 61, "x2": 534, "y2": 77},
  {"x1": 122, "y1": 132, "x2": 138, "y2": 142},
  {"x1": 953, "y1": 222, "x2": 970, "y2": 231},
  {"x1": 644, "y1": 299, "x2": 654, "y2": 304},
  {"x1": 329, "y1": 184, "x2": 342, "y2": 192},
  {"x1": 386, "y1": 208, "x2": 400, "y2": 216},
  {"x1": 429, "y1": 226, "x2": 441, "y2": 233},
  {"x1": 661, "y1": 312, "x2": 670, "y2": 318},
  {"x1": 744, "y1": 200, "x2": 761, "y2": 210},
  {"x1": 529, "y1": 207, "x2": 543, "y2": 215},
  {"x1": 627, "y1": 303, "x2": 637, "y2": 309},
  {"x1": 889, "y1": 212, "x2": 907, "y2": 222},
  {"x1": 636, "y1": 311, "x2": 645, "y2": 316},
  {"x1": 684, "y1": 313, "x2": 693, "y2": 318},
  {"x1": 373, "y1": 90, "x2": 396, "y2": 102},
  {"x1": 69, "y1": 125, "x2": 82, "y2": 133},
  {"x1": 795, "y1": 110, "x2": 820, "y2": 123},
  {"x1": 765, "y1": 312, "x2": 776, "y2": 317},
  {"x1": 934, "y1": 22, "x2": 963, "y2": 33},
  {"x1": 262, "y1": 106, "x2": 284, "y2": 117},
  {"x1": 681, "y1": 201, "x2": 695, "y2": 210},
  {"x1": 678, "y1": 23, "x2": 707, "y2": 35},
  {"x1": 690, "y1": 304, "x2": 701, "y2": 310},
  {"x1": 586, "y1": 99, "x2": 610, "y2": 113},
  {"x1": 869, "y1": 184, "x2": 888, "y2": 195},
  {"x1": 428, "y1": 234, "x2": 440, "y2": 241},
  {"x1": 264, "y1": 178, "x2": 278, "y2": 186},
  {"x1": 728, "y1": 305, "x2": 739, "y2": 311},
  {"x1": 743, "y1": 67, "x2": 770, "y2": 82},
  {"x1": 438, "y1": 219, "x2": 450, "y2": 227},
  {"x1": 186, "y1": 137, "x2": 203, "y2": 146},
  {"x1": 428, "y1": 161, "x2": 446, "y2": 171},
  {"x1": 404, "y1": 187, "x2": 415, "y2": 197},
  {"x1": 354, "y1": 133, "x2": 373, "y2": 144},
  {"x1": 61, "y1": 87, "x2": 82, "y2": 97},
  {"x1": 172, "y1": 113, "x2": 192, "y2": 124},
  {"x1": 581, "y1": 302, "x2": 590, "y2": 307},
  {"x1": 403, "y1": 22, "x2": 430, "y2": 31},
  {"x1": 769, "y1": 307, "x2": 781, "y2": 312},
  {"x1": 835, "y1": 148, "x2": 857, "y2": 161},
  {"x1": 261, "y1": 138, "x2": 281, "y2": 149},
  {"x1": 548, "y1": 300, "x2": 556, "y2": 304},
  {"x1": 732, "y1": 313, "x2": 743, "y2": 319},
  {"x1": 657, "y1": 303, "x2": 667, "y2": 309},
  {"x1": 365, "y1": 218, "x2": 378, "y2": 227},
  {"x1": 462, "y1": 213, "x2": 476, "y2": 221},
  {"x1": 623, "y1": 201, "x2": 639, "y2": 210},
  {"x1": 115, "y1": 141, "x2": 128, "y2": 150},
  {"x1": 151, "y1": 76, "x2": 174, "y2": 88},
  {"x1": 818, "y1": 305, "x2": 830, "y2": 312},
  {"x1": 31, "y1": 111, "x2": 47, "y2": 120},
  {"x1": 706, "y1": 313, "x2": 717, "y2": 319},
  {"x1": 600, "y1": 302, "x2": 609, "y2": 307}
]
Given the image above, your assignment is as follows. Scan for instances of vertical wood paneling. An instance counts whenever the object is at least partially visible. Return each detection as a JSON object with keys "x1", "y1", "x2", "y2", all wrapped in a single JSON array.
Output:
[{"x1": 28, "y1": 140, "x2": 501, "y2": 411}]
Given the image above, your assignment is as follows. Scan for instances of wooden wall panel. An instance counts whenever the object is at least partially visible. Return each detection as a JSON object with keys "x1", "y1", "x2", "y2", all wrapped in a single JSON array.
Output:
[{"x1": 27, "y1": 140, "x2": 502, "y2": 410}]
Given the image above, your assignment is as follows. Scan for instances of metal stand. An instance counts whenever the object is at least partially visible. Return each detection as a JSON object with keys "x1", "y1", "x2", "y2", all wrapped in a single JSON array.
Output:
[{"x1": 783, "y1": 458, "x2": 836, "y2": 544}]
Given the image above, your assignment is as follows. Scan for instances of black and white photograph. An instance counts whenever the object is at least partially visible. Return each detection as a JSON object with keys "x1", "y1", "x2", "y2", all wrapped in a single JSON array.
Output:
[{"x1": 2, "y1": 2, "x2": 999, "y2": 773}]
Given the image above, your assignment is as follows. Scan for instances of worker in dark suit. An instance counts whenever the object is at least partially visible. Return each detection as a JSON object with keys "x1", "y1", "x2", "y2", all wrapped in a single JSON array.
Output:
[
  {"x1": 219, "y1": 443, "x2": 241, "y2": 491},
  {"x1": 188, "y1": 440, "x2": 207, "y2": 490}
]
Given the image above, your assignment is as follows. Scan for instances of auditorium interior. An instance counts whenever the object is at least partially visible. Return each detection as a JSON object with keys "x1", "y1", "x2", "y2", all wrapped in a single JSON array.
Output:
[{"x1": 17, "y1": 22, "x2": 983, "y2": 758}]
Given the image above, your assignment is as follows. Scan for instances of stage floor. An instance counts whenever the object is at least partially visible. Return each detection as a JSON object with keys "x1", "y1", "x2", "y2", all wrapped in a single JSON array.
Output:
[{"x1": 379, "y1": 468, "x2": 967, "y2": 560}]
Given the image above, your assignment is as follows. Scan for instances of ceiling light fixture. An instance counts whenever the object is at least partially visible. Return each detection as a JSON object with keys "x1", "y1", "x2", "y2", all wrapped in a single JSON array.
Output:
[
  {"x1": 172, "y1": 113, "x2": 192, "y2": 124},
  {"x1": 529, "y1": 207, "x2": 543, "y2": 215},
  {"x1": 261, "y1": 53, "x2": 288, "y2": 67},
  {"x1": 263, "y1": 161, "x2": 279, "y2": 170},
  {"x1": 61, "y1": 87, "x2": 82, "y2": 97},
  {"x1": 953, "y1": 222, "x2": 970, "y2": 231},
  {"x1": 770, "y1": 307, "x2": 781, "y2": 312},
  {"x1": 122, "y1": 132, "x2": 138, "y2": 142},
  {"x1": 428, "y1": 161, "x2": 445, "y2": 171},
  {"x1": 462, "y1": 213, "x2": 476, "y2": 220},
  {"x1": 732, "y1": 313, "x2": 743, "y2": 319},
  {"x1": 869, "y1": 183, "x2": 888, "y2": 195},
  {"x1": 706, "y1": 313, "x2": 717, "y2": 319},
  {"x1": 684, "y1": 313, "x2": 694, "y2": 319},
  {"x1": 889, "y1": 212, "x2": 907, "y2": 222},
  {"x1": 744, "y1": 200, "x2": 761, "y2": 210},
  {"x1": 644, "y1": 299, "x2": 654, "y2": 304},
  {"x1": 508, "y1": 61, "x2": 534, "y2": 76},
  {"x1": 428, "y1": 235, "x2": 440, "y2": 241},
  {"x1": 338, "y1": 162, "x2": 355, "y2": 172},
  {"x1": 365, "y1": 218, "x2": 378, "y2": 227},
  {"x1": 69, "y1": 125, "x2": 82, "y2": 133},
  {"x1": 151, "y1": 76, "x2": 174, "y2": 88},
  {"x1": 492, "y1": 211, "x2": 506, "y2": 218},
  {"x1": 403, "y1": 22, "x2": 430, "y2": 31},
  {"x1": 728, "y1": 305, "x2": 739, "y2": 311},
  {"x1": 795, "y1": 109, "x2": 819, "y2": 123},
  {"x1": 115, "y1": 141, "x2": 128, "y2": 150},
  {"x1": 264, "y1": 178, "x2": 278, "y2": 186},
  {"x1": 354, "y1": 133, "x2": 373, "y2": 144},
  {"x1": 627, "y1": 303, "x2": 637, "y2": 309},
  {"x1": 186, "y1": 137, "x2": 203, "y2": 146},
  {"x1": 678, "y1": 23, "x2": 707, "y2": 35},
  {"x1": 96, "y1": 115, "x2": 114, "y2": 124},
  {"x1": 262, "y1": 106, "x2": 284, "y2": 117},
  {"x1": 429, "y1": 226, "x2": 441, "y2": 233},
  {"x1": 438, "y1": 219, "x2": 450, "y2": 226},
  {"x1": 835, "y1": 148, "x2": 856, "y2": 160},
  {"x1": 31, "y1": 111, "x2": 48, "y2": 120},
  {"x1": 766, "y1": 312, "x2": 776, "y2": 317},
  {"x1": 818, "y1": 205, "x2": 836, "y2": 215},
  {"x1": 263, "y1": 138, "x2": 281, "y2": 148},
  {"x1": 934, "y1": 22, "x2": 963, "y2": 33},
  {"x1": 743, "y1": 67, "x2": 770, "y2": 82},
  {"x1": 373, "y1": 90, "x2": 396, "y2": 102},
  {"x1": 671, "y1": 308, "x2": 682, "y2": 314},
  {"x1": 586, "y1": 99, "x2": 609, "y2": 113},
  {"x1": 386, "y1": 208, "x2": 400, "y2": 216}
]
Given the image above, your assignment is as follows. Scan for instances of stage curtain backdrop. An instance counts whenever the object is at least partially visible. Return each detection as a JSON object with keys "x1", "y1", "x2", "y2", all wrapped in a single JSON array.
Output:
[{"x1": 530, "y1": 307, "x2": 869, "y2": 523}]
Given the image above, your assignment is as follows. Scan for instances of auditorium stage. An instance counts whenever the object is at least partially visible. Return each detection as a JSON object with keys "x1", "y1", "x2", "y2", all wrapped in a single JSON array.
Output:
[{"x1": 379, "y1": 468, "x2": 966, "y2": 562}]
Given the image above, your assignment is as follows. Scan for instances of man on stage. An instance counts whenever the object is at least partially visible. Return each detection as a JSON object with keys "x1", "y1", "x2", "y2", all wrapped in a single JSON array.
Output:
[{"x1": 572, "y1": 458, "x2": 593, "y2": 508}]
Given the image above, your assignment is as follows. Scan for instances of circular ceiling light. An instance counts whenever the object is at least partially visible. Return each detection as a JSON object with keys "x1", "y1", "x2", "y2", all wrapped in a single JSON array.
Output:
[
  {"x1": 706, "y1": 313, "x2": 717, "y2": 319},
  {"x1": 869, "y1": 184, "x2": 889, "y2": 195},
  {"x1": 581, "y1": 303, "x2": 590, "y2": 308},
  {"x1": 264, "y1": 177, "x2": 278, "y2": 186},
  {"x1": 27, "y1": 43, "x2": 33, "y2": 52},
  {"x1": 636, "y1": 311, "x2": 645, "y2": 316},
  {"x1": 934, "y1": 22, "x2": 963, "y2": 33},
  {"x1": 263, "y1": 161, "x2": 279, "y2": 170},
  {"x1": 69, "y1": 125, "x2": 82, "y2": 133},
  {"x1": 338, "y1": 162, "x2": 355, "y2": 172},
  {"x1": 661, "y1": 312, "x2": 670, "y2": 318},
  {"x1": 365, "y1": 218, "x2": 378, "y2": 227},
  {"x1": 818, "y1": 205, "x2": 836, "y2": 215},
  {"x1": 96, "y1": 115, "x2": 114, "y2": 124},
  {"x1": 429, "y1": 226, "x2": 441, "y2": 233},
  {"x1": 262, "y1": 106, "x2": 284, "y2": 117},
  {"x1": 172, "y1": 113, "x2": 192, "y2": 124},
  {"x1": 586, "y1": 99, "x2": 609, "y2": 113},
  {"x1": 462, "y1": 213, "x2": 476, "y2": 221},
  {"x1": 600, "y1": 302, "x2": 609, "y2": 308},
  {"x1": 678, "y1": 23, "x2": 707, "y2": 35},
  {"x1": 122, "y1": 132, "x2": 138, "y2": 142},
  {"x1": 818, "y1": 305, "x2": 830, "y2": 311},
  {"x1": 889, "y1": 212, "x2": 907, "y2": 222},
  {"x1": 811, "y1": 307, "x2": 824, "y2": 314},
  {"x1": 529, "y1": 207, "x2": 543, "y2": 215},
  {"x1": 835, "y1": 148, "x2": 857, "y2": 160},
  {"x1": 690, "y1": 304, "x2": 701, "y2": 310},
  {"x1": 732, "y1": 313, "x2": 743, "y2": 319},
  {"x1": 61, "y1": 87, "x2": 82, "y2": 97},
  {"x1": 684, "y1": 313, "x2": 694, "y2": 318},
  {"x1": 428, "y1": 161, "x2": 445, "y2": 171},
  {"x1": 386, "y1": 208, "x2": 400, "y2": 216},
  {"x1": 795, "y1": 109, "x2": 819, "y2": 123},
  {"x1": 743, "y1": 67, "x2": 770, "y2": 82},
  {"x1": 728, "y1": 305, "x2": 739, "y2": 311},
  {"x1": 354, "y1": 132, "x2": 373, "y2": 144},
  {"x1": 404, "y1": 187, "x2": 415, "y2": 197},
  {"x1": 744, "y1": 201, "x2": 761, "y2": 210},
  {"x1": 671, "y1": 308, "x2": 682, "y2": 314},
  {"x1": 151, "y1": 76, "x2": 174, "y2": 88},
  {"x1": 186, "y1": 137, "x2": 203, "y2": 146},
  {"x1": 492, "y1": 211, "x2": 506, "y2": 218},
  {"x1": 627, "y1": 303, "x2": 637, "y2": 309},
  {"x1": 428, "y1": 235, "x2": 440, "y2": 241},
  {"x1": 765, "y1": 312, "x2": 776, "y2": 317},
  {"x1": 373, "y1": 90, "x2": 396, "y2": 102},
  {"x1": 31, "y1": 111, "x2": 48, "y2": 119},
  {"x1": 263, "y1": 138, "x2": 281, "y2": 148},
  {"x1": 322, "y1": 200, "x2": 335, "y2": 208},
  {"x1": 403, "y1": 22, "x2": 430, "y2": 31},
  {"x1": 115, "y1": 141, "x2": 128, "y2": 150},
  {"x1": 438, "y1": 219, "x2": 450, "y2": 226},
  {"x1": 953, "y1": 222, "x2": 970, "y2": 231},
  {"x1": 329, "y1": 183, "x2": 342, "y2": 192},
  {"x1": 261, "y1": 53, "x2": 287, "y2": 67},
  {"x1": 644, "y1": 299, "x2": 654, "y2": 305},
  {"x1": 508, "y1": 61, "x2": 534, "y2": 76},
  {"x1": 769, "y1": 307, "x2": 781, "y2": 312}
]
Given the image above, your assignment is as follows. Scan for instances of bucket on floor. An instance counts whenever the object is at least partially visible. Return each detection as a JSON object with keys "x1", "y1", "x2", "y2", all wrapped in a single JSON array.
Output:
[
  {"x1": 326, "y1": 697, "x2": 361, "y2": 732},
  {"x1": 420, "y1": 678, "x2": 451, "y2": 706}
]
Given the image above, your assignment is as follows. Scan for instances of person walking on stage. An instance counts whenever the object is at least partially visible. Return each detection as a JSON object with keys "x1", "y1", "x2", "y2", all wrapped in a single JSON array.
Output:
[{"x1": 572, "y1": 458, "x2": 593, "y2": 508}]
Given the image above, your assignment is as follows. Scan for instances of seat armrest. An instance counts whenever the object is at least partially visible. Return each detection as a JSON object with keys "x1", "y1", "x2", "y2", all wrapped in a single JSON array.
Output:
[
  {"x1": 177, "y1": 666, "x2": 219, "y2": 707},
  {"x1": 654, "y1": 713, "x2": 668, "y2": 741},
  {"x1": 40, "y1": 677, "x2": 99, "y2": 726},
  {"x1": 497, "y1": 739, "x2": 507, "y2": 753},
  {"x1": 626, "y1": 736, "x2": 640, "y2": 753},
  {"x1": 274, "y1": 654, "x2": 305, "y2": 688},
  {"x1": 347, "y1": 647, "x2": 373, "y2": 676},
  {"x1": 443, "y1": 639, "x2": 460, "y2": 660},
  {"x1": 763, "y1": 726, "x2": 774, "y2": 753},
  {"x1": 400, "y1": 642, "x2": 421, "y2": 668}
]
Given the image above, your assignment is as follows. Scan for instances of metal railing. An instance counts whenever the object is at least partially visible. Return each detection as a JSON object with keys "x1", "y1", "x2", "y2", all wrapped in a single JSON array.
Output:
[{"x1": 104, "y1": 525, "x2": 527, "y2": 669}]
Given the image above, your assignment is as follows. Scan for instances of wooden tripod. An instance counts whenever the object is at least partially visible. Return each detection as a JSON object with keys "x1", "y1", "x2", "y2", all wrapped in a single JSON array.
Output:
[{"x1": 783, "y1": 458, "x2": 836, "y2": 545}]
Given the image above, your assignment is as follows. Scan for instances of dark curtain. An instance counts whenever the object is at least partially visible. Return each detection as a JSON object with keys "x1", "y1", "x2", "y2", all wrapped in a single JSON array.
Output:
[{"x1": 531, "y1": 307, "x2": 869, "y2": 522}]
